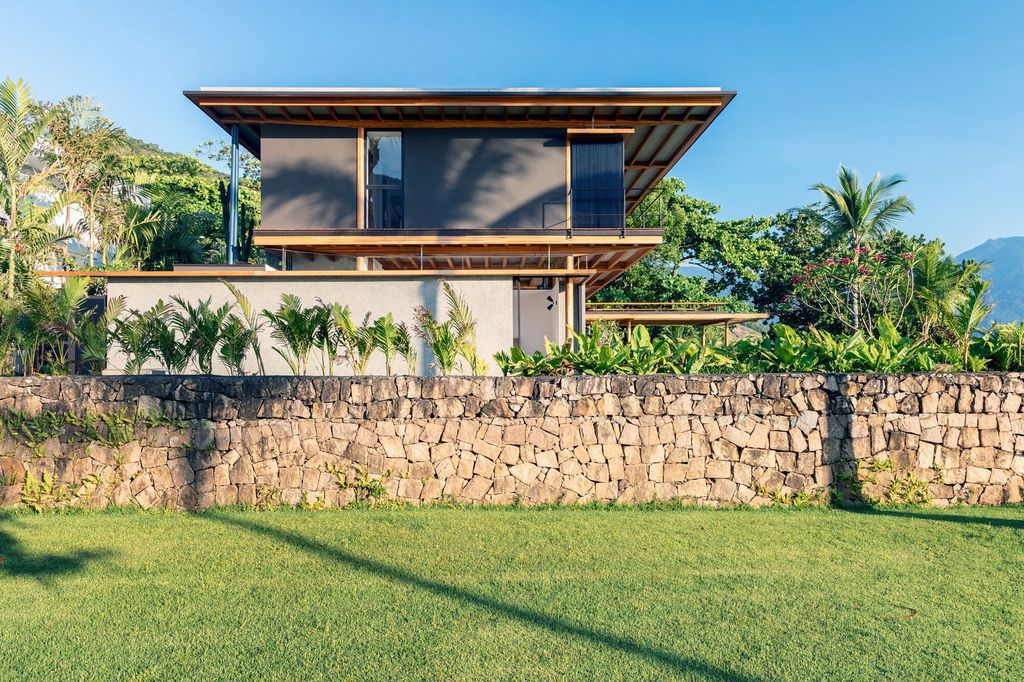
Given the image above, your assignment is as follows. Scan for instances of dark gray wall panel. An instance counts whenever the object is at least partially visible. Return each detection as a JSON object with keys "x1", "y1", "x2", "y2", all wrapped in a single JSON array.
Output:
[
  {"x1": 404, "y1": 129, "x2": 566, "y2": 230},
  {"x1": 261, "y1": 125, "x2": 358, "y2": 230}
]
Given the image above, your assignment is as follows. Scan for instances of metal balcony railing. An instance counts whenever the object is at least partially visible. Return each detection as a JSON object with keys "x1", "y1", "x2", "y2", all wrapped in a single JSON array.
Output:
[{"x1": 544, "y1": 186, "x2": 668, "y2": 237}]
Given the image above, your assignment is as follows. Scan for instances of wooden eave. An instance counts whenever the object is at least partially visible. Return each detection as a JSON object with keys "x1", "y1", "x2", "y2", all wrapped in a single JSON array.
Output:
[{"x1": 250, "y1": 231, "x2": 662, "y2": 292}]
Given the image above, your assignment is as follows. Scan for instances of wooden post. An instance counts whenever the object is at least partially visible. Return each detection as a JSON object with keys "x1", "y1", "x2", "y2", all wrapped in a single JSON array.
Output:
[
  {"x1": 564, "y1": 278, "x2": 575, "y2": 343},
  {"x1": 724, "y1": 322, "x2": 731, "y2": 346},
  {"x1": 700, "y1": 325, "x2": 706, "y2": 347},
  {"x1": 355, "y1": 128, "x2": 367, "y2": 271}
]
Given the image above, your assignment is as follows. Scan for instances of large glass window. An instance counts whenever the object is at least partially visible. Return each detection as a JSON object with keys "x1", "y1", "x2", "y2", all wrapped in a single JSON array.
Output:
[{"x1": 366, "y1": 131, "x2": 403, "y2": 229}]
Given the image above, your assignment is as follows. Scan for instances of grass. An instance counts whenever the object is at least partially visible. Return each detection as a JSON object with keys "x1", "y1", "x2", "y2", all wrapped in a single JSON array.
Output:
[{"x1": 1, "y1": 505, "x2": 1023, "y2": 680}]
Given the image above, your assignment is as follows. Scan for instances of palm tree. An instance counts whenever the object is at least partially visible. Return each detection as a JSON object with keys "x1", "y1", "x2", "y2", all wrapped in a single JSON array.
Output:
[
  {"x1": 443, "y1": 281, "x2": 487, "y2": 375},
  {"x1": 49, "y1": 96, "x2": 126, "y2": 262},
  {"x1": 371, "y1": 313, "x2": 402, "y2": 375},
  {"x1": 262, "y1": 294, "x2": 318, "y2": 375},
  {"x1": 0, "y1": 78, "x2": 61, "y2": 297},
  {"x1": 170, "y1": 296, "x2": 232, "y2": 374},
  {"x1": 810, "y1": 166, "x2": 915, "y2": 329},
  {"x1": 19, "y1": 276, "x2": 92, "y2": 373},
  {"x1": 944, "y1": 279, "x2": 993, "y2": 370},
  {"x1": 414, "y1": 282, "x2": 485, "y2": 375},
  {"x1": 912, "y1": 240, "x2": 983, "y2": 340},
  {"x1": 222, "y1": 280, "x2": 265, "y2": 374}
]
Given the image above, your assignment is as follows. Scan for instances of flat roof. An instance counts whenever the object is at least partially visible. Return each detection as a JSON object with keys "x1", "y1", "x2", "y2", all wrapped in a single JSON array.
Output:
[
  {"x1": 193, "y1": 86, "x2": 725, "y2": 95},
  {"x1": 184, "y1": 86, "x2": 734, "y2": 214}
]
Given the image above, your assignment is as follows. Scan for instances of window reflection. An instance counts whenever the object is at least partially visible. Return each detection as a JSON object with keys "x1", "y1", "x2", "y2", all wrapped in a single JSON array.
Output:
[{"x1": 366, "y1": 131, "x2": 403, "y2": 229}]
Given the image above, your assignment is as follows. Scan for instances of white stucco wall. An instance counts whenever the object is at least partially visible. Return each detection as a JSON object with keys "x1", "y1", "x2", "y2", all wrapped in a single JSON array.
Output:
[
  {"x1": 515, "y1": 283, "x2": 565, "y2": 354},
  {"x1": 106, "y1": 276, "x2": 513, "y2": 376}
]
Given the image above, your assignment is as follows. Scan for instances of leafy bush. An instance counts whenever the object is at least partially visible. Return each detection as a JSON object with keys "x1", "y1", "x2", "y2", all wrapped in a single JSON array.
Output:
[
  {"x1": 261, "y1": 294, "x2": 319, "y2": 375},
  {"x1": 496, "y1": 325, "x2": 733, "y2": 376},
  {"x1": 498, "y1": 319, "x2": 957, "y2": 376},
  {"x1": 414, "y1": 281, "x2": 485, "y2": 376},
  {"x1": 733, "y1": 318, "x2": 935, "y2": 373}
]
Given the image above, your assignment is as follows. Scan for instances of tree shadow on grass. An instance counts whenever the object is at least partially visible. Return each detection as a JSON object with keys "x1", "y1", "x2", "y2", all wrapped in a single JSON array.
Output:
[
  {"x1": 840, "y1": 506, "x2": 1024, "y2": 530},
  {"x1": 202, "y1": 512, "x2": 760, "y2": 681},
  {"x1": 0, "y1": 521, "x2": 113, "y2": 582}
]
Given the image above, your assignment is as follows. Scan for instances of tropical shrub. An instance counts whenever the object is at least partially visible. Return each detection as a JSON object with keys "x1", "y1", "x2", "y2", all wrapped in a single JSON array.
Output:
[
  {"x1": 222, "y1": 280, "x2": 265, "y2": 374},
  {"x1": 109, "y1": 310, "x2": 159, "y2": 374},
  {"x1": 311, "y1": 301, "x2": 345, "y2": 375},
  {"x1": 733, "y1": 318, "x2": 934, "y2": 374},
  {"x1": 414, "y1": 281, "x2": 486, "y2": 376},
  {"x1": 217, "y1": 315, "x2": 253, "y2": 375},
  {"x1": 791, "y1": 247, "x2": 916, "y2": 336},
  {"x1": 147, "y1": 301, "x2": 187, "y2": 373},
  {"x1": 170, "y1": 296, "x2": 232, "y2": 374},
  {"x1": 496, "y1": 325, "x2": 733, "y2": 376},
  {"x1": 337, "y1": 311, "x2": 377, "y2": 375},
  {"x1": 261, "y1": 294, "x2": 319, "y2": 375}
]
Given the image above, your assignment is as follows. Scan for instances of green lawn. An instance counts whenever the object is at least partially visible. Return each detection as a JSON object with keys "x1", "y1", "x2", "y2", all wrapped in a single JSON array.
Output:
[{"x1": 1, "y1": 505, "x2": 1022, "y2": 680}]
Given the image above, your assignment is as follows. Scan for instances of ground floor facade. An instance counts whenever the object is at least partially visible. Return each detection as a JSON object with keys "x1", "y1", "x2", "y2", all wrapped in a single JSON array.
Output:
[{"x1": 106, "y1": 272, "x2": 584, "y2": 375}]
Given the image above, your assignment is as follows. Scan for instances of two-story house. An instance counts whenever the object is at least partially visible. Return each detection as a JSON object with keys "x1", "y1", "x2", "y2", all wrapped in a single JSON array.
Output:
[{"x1": 76, "y1": 87, "x2": 736, "y2": 374}]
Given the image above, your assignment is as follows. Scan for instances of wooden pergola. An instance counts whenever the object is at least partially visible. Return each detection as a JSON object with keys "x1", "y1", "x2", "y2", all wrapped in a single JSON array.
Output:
[{"x1": 585, "y1": 302, "x2": 769, "y2": 344}]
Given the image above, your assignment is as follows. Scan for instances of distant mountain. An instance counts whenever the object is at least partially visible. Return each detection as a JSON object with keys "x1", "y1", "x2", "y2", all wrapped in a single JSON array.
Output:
[{"x1": 958, "y1": 237, "x2": 1024, "y2": 323}]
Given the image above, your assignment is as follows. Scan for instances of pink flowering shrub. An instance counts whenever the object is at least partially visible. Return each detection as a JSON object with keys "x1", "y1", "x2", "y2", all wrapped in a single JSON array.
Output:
[{"x1": 790, "y1": 246, "x2": 917, "y2": 335}]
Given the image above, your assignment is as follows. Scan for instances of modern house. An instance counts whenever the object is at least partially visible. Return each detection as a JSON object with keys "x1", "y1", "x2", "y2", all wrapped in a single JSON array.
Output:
[{"x1": 53, "y1": 87, "x2": 761, "y2": 374}]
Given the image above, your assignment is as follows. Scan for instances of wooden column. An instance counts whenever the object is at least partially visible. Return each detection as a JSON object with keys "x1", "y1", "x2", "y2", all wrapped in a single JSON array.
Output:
[
  {"x1": 724, "y1": 322, "x2": 731, "y2": 346},
  {"x1": 355, "y1": 128, "x2": 368, "y2": 271},
  {"x1": 564, "y1": 278, "x2": 575, "y2": 343}
]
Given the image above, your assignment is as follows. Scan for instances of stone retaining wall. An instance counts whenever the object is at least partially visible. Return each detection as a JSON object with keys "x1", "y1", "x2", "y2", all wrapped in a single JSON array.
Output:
[{"x1": 1, "y1": 374, "x2": 1022, "y2": 510}]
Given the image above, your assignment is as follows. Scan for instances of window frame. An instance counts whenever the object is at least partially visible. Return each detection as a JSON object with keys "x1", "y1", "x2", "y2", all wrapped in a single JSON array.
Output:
[{"x1": 364, "y1": 129, "x2": 405, "y2": 229}]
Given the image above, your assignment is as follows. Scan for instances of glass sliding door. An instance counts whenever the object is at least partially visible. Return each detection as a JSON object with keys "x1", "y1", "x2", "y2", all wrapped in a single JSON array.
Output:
[{"x1": 366, "y1": 131, "x2": 403, "y2": 229}]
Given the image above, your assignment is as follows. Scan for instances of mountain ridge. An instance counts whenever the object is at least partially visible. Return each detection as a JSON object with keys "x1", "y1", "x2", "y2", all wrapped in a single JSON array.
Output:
[{"x1": 958, "y1": 237, "x2": 1024, "y2": 323}]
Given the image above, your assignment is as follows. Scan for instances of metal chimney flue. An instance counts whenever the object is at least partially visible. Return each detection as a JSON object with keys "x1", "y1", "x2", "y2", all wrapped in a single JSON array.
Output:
[{"x1": 227, "y1": 124, "x2": 240, "y2": 265}]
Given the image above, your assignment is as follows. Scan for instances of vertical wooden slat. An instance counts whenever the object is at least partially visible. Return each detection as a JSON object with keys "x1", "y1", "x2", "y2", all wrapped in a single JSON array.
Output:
[{"x1": 565, "y1": 136, "x2": 572, "y2": 232}]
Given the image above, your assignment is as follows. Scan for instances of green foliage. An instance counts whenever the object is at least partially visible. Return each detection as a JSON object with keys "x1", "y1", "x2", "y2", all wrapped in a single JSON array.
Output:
[
  {"x1": 944, "y1": 279, "x2": 993, "y2": 370},
  {"x1": 170, "y1": 296, "x2": 232, "y2": 375},
  {"x1": 371, "y1": 313, "x2": 406, "y2": 375},
  {"x1": 498, "y1": 319, "x2": 952, "y2": 376},
  {"x1": 77, "y1": 295, "x2": 125, "y2": 375},
  {"x1": 124, "y1": 152, "x2": 261, "y2": 265},
  {"x1": 20, "y1": 470, "x2": 61, "y2": 512},
  {"x1": 217, "y1": 315, "x2": 253, "y2": 376},
  {"x1": 253, "y1": 484, "x2": 282, "y2": 511},
  {"x1": 222, "y1": 280, "x2": 265, "y2": 374},
  {"x1": 8, "y1": 276, "x2": 92, "y2": 375},
  {"x1": 496, "y1": 325, "x2": 733, "y2": 376},
  {"x1": 414, "y1": 282, "x2": 485, "y2": 375},
  {"x1": 338, "y1": 311, "x2": 378, "y2": 376},
  {"x1": 110, "y1": 310, "x2": 159, "y2": 374},
  {"x1": 734, "y1": 318, "x2": 935, "y2": 373},
  {"x1": 324, "y1": 463, "x2": 389, "y2": 502},
  {"x1": 262, "y1": 294, "x2": 320, "y2": 375},
  {"x1": 0, "y1": 406, "x2": 186, "y2": 465}
]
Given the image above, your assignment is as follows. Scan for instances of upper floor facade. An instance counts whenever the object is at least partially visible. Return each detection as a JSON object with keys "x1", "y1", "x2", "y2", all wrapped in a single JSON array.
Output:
[{"x1": 185, "y1": 88, "x2": 733, "y2": 291}]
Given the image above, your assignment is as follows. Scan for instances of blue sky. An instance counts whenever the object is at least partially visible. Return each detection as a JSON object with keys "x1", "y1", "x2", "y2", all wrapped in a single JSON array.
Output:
[{"x1": 3, "y1": 0, "x2": 1022, "y2": 253}]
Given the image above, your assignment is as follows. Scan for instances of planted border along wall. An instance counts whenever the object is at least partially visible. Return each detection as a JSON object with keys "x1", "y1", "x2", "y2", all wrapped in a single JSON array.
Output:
[{"x1": 1, "y1": 374, "x2": 1022, "y2": 511}]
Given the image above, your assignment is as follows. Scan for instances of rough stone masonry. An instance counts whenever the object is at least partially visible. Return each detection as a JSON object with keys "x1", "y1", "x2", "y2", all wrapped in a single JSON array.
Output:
[{"x1": 0, "y1": 374, "x2": 1022, "y2": 510}]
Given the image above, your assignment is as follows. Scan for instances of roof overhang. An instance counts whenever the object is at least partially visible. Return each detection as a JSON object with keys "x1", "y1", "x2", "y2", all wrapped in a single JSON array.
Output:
[{"x1": 183, "y1": 87, "x2": 734, "y2": 213}]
